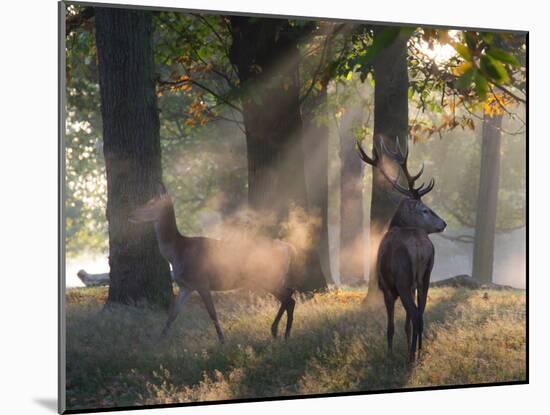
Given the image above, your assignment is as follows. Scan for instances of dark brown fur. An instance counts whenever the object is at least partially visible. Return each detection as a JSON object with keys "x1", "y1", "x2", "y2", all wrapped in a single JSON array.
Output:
[
  {"x1": 377, "y1": 206, "x2": 439, "y2": 362},
  {"x1": 358, "y1": 137, "x2": 446, "y2": 362}
]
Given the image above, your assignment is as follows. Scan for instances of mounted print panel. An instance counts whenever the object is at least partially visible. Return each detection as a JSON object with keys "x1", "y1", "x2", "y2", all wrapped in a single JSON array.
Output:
[{"x1": 59, "y1": 1, "x2": 527, "y2": 413}]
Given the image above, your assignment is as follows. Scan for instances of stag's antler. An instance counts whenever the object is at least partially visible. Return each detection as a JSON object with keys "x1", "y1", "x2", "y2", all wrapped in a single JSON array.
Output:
[
  {"x1": 358, "y1": 135, "x2": 435, "y2": 200},
  {"x1": 357, "y1": 135, "x2": 401, "y2": 190}
]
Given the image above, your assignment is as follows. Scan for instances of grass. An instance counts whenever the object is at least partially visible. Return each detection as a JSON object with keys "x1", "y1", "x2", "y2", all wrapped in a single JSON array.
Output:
[{"x1": 64, "y1": 285, "x2": 526, "y2": 411}]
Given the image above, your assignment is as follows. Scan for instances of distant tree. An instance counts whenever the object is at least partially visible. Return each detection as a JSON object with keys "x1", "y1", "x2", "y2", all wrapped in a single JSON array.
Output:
[
  {"x1": 301, "y1": 26, "x2": 342, "y2": 284},
  {"x1": 95, "y1": 7, "x2": 173, "y2": 309},
  {"x1": 472, "y1": 111, "x2": 503, "y2": 283},
  {"x1": 302, "y1": 78, "x2": 333, "y2": 283},
  {"x1": 338, "y1": 104, "x2": 366, "y2": 285}
]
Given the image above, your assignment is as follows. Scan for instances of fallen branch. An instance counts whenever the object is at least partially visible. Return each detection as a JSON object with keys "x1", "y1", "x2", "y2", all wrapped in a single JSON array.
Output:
[
  {"x1": 430, "y1": 274, "x2": 518, "y2": 290},
  {"x1": 77, "y1": 269, "x2": 175, "y2": 287}
]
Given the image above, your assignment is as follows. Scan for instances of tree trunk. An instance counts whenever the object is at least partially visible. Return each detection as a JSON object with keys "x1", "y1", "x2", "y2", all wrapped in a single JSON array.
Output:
[
  {"x1": 95, "y1": 8, "x2": 173, "y2": 309},
  {"x1": 302, "y1": 78, "x2": 333, "y2": 284},
  {"x1": 366, "y1": 28, "x2": 410, "y2": 298},
  {"x1": 472, "y1": 112, "x2": 503, "y2": 283},
  {"x1": 229, "y1": 17, "x2": 327, "y2": 291},
  {"x1": 339, "y1": 107, "x2": 365, "y2": 286}
]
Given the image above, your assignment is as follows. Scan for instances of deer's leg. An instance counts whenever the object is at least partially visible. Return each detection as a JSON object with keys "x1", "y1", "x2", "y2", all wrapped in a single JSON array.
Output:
[
  {"x1": 271, "y1": 288, "x2": 295, "y2": 339},
  {"x1": 284, "y1": 296, "x2": 296, "y2": 340},
  {"x1": 404, "y1": 314, "x2": 411, "y2": 351},
  {"x1": 399, "y1": 290, "x2": 420, "y2": 363},
  {"x1": 404, "y1": 288, "x2": 414, "y2": 351},
  {"x1": 198, "y1": 288, "x2": 225, "y2": 344},
  {"x1": 271, "y1": 302, "x2": 286, "y2": 338},
  {"x1": 383, "y1": 291, "x2": 396, "y2": 353},
  {"x1": 161, "y1": 287, "x2": 191, "y2": 337},
  {"x1": 417, "y1": 286, "x2": 428, "y2": 351}
]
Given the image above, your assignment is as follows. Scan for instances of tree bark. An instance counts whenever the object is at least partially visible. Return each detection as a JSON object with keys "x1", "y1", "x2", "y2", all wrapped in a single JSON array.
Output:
[
  {"x1": 95, "y1": 8, "x2": 173, "y2": 309},
  {"x1": 229, "y1": 17, "x2": 327, "y2": 291},
  {"x1": 472, "y1": 112, "x2": 503, "y2": 283},
  {"x1": 339, "y1": 107, "x2": 365, "y2": 285},
  {"x1": 366, "y1": 28, "x2": 410, "y2": 297}
]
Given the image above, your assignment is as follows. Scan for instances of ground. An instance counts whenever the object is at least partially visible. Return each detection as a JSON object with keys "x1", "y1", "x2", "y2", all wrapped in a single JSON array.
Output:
[{"x1": 65, "y1": 286, "x2": 526, "y2": 411}]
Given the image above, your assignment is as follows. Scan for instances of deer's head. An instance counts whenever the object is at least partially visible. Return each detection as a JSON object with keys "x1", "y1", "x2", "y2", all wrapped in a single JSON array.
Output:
[
  {"x1": 128, "y1": 183, "x2": 172, "y2": 224},
  {"x1": 358, "y1": 135, "x2": 446, "y2": 234}
]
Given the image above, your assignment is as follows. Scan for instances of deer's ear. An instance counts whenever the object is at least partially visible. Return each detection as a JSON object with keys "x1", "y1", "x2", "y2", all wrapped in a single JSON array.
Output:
[{"x1": 157, "y1": 182, "x2": 167, "y2": 195}]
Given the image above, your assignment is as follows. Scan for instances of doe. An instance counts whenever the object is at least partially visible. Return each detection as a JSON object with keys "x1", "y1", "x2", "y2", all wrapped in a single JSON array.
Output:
[{"x1": 128, "y1": 184, "x2": 296, "y2": 343}]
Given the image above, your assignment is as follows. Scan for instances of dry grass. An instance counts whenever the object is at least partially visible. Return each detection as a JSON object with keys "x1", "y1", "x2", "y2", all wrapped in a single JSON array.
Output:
[{"x1": 64, "y1": 286, "x2": 526, "y2": 411}]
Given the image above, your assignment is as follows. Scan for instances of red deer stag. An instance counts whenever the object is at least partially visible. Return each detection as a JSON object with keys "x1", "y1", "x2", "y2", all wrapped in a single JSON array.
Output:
[
  {"x1": 128, "y1": 184, "x2": 296, "y2": 343},
  {"x1": 358, "y1": 136, "x2": 446, "y2": 363}
]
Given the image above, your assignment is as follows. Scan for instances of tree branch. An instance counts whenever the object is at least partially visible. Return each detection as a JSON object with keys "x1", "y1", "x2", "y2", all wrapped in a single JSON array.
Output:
[
  {"x1": 488, "y1": 83, "x2": 527, "y2": 128},
  {"x1": 159, "y1": 15, "x2": 237, "y2": 89},
  {"x1": 492, "y1": 82, "x2": 526, "y2": 104},
  {"x1": 159, "y1": 79, "x2": 242, "y2": 113},
  {"x1": 299, "y1": 23, "x2": 348, "y2": 105},
  {"x1": 192, "y1": 14, "x2": 231, "y2": 57},
  {"x1": 299, "y1": 33, "x2": 331, "y2": 105}
]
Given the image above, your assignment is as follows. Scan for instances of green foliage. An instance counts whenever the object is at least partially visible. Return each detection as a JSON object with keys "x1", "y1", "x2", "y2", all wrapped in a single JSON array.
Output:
[
  {"x1": 355, "y1": 27, "x2": 414, "y2": 69},
  {"x1": 480, "y1": 55, "x2": 509, "y2": 84},
  {"x1": 454, "y1": 43, "x2": 472, "y2": 61},
  {"x1": 474, "y1": 70, "x2": 489, "y2": 100},
  {"x1": 455, "y1": 67, "x2": 474, "y2": 90},
  {"x1": 342, "y1": 26, "x2": 527, "y2": 129},
  {"x1": 340, "y1": 26, "x2": 416, "y2": 83},
  {"x1": 486, "y1": 46, "x2": 520, "y2": 67},
  {"x1": 452, "y1": 31, "x2": 525, "y2": 102},
  {"x1": 65, "y1": 286, "x2": 525, "y2": 409}
]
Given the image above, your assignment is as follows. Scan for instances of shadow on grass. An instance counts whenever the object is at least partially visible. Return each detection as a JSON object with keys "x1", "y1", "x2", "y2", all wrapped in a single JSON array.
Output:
[
  {"x1": 356, "y1": 287, "x2": 473, "y2": 392},
  {"x1": 221, "y1": 287, "x2": 473, "y2": 397},
  {"x1": 64, "y1": 287, "x2": 476, "y2": 409}
]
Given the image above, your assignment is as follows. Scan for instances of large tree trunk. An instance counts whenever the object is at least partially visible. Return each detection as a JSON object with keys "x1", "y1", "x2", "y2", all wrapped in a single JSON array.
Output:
[
  {"x1": 95, "y1": 8, "x2": 173, "y2": 309},
  {"x1": 229, "y1": 17, "x2": 327, "y2": 291},
  {"x1": 472, "y1": 112, "x2": 503, "y2": 283},
  {"x1": 366, "y1": 28, "x2": 410, "y2": 299},
  {"x1": 339, "y1": 107, "x2": 365, "y2": 286}
]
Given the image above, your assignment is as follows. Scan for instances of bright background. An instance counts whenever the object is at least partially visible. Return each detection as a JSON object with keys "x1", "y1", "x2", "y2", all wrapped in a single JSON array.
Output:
[{"x1": 0, "y1": 0, "x2": 544, "y2": 414}]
